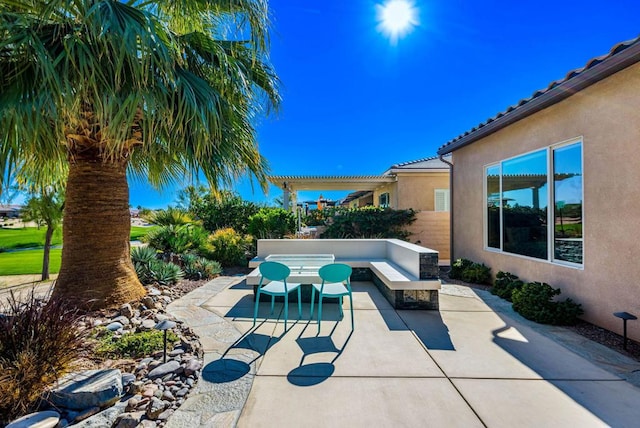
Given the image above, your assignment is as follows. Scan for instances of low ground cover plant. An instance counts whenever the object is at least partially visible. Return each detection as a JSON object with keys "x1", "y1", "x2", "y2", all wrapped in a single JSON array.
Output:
[
  {"x1": 0, "y1": 290, "x2": 89, "y2": 424},
  {"x1": 95, "y1": 329, "x2": 179, "y2": 359}
]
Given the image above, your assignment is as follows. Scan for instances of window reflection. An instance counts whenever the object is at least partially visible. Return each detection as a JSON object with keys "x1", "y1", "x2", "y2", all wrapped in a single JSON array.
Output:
[
  {"x1": 501, "y1": 150, "x2": 548, "y2": 259},
  {"x1": 486, "y1": 165, "x2": 500, "y2": 248},
  {"x1": 553, "y1": 143, "x2": 583, "y2": 264}
]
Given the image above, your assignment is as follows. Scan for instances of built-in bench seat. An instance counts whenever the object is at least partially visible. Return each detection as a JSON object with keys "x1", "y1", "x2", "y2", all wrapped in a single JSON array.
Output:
[{"x1": 247, "y1": 239, "x2": 441, "y2": 310}]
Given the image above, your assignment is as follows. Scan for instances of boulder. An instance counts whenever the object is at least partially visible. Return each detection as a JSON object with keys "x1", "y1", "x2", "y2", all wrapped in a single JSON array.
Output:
[
  {"x1": 49, "y1": 369, "x2": 123, "y2": 410},
  {"x1": 6, "y1": 411, "x2": 60, "y2": 428}
]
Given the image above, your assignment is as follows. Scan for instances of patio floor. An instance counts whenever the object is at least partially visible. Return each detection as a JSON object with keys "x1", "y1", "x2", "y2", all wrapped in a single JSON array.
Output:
[{"x1": 166, "y1": 276, "x2": 640, "y2": 427}]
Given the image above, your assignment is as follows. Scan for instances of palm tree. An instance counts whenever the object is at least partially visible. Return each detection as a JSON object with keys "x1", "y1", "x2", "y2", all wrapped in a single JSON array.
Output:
[
  {"x1": 20, "y1": 184, "x2": 65, "y2": 281},
  {"x1": 0, "y1": 0, "x2": 280, "y2": 309}
]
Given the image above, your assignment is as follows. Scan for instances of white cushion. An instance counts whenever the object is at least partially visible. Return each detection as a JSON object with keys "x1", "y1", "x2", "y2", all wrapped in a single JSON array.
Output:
[{"x1": 312, "y1": 282, "x2": 349, "y2": 296}]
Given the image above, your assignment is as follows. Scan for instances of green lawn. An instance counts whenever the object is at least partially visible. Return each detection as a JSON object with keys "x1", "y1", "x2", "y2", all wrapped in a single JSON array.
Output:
[
  {"x1": 0, "y1": 227, "x2": 63, "y2": 250},
  {"x1": 0, "y1": 248, "x2": 62, "y2": 275},
  {"x1": 0, "y1": 226, "x2": 156, "y2": 276},
  {"x1": 130, "y1": 225, "x2": 157, "y2": 241},
  {"x1": 0, "y1": 225, "x2": 156, "y2": 250}
]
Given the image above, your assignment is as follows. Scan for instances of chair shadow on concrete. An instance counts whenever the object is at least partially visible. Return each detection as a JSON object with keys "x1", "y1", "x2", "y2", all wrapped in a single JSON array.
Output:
[
  {"x1": 202, "y1": 320, "x2": 288, "y2": 384},
  {"x1": 287, "y1": 321, "x2": 354, "y2": 387}
]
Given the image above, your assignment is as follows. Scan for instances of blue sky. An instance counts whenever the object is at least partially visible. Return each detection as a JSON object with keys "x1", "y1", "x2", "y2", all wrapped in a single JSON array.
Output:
[{"x1": 130, "y1": 0, "x2": 640, "y2": 209}]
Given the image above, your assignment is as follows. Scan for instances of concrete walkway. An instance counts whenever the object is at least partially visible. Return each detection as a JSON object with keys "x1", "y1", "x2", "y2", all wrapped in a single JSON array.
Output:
[{"x1": 166, "y1": 276, "x2": 640, "y2": 427}]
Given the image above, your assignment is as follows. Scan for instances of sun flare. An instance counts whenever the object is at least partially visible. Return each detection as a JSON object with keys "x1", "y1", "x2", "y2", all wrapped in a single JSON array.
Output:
[{"x1": 376, "y1": 0, "x2": 419, "y2": 44}]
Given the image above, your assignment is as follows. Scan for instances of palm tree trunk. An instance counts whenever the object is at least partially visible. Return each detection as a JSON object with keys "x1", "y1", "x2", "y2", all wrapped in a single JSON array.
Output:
[
  {"x1": 52, "y1": 152, "x2": 146, "y2": 309},
  {"x1": 41, "y1": 224, "x2": 53, "y2": 281}
]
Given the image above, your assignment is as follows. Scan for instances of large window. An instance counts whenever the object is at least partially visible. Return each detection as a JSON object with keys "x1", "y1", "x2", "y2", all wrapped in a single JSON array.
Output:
[{"x1": 484, "y1": 140, "x2": 583, "y2": 266}]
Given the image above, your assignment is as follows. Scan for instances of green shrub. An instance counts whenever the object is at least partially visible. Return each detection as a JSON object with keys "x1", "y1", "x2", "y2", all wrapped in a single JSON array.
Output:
[
  {"x1": 248, "y1": 207, "x2": 296, "y2": 239},
  {"x1": 95, "y1": 330, "x2": 179, "y2": 359},
  {"x1": 143, "y1": 207, "x2": 196, "y2": 226},
  {"x1": 461, "y1": 262, "x2": 492, "y2": 285},
  {"x1": 0, "y1": 290, "x2": 89, "y2": 424},
  {"x1": 448, "y1": 258, "x2": 474, "y2": 280},
  {"x1": 205, "y1": 228, "x2": 251, "y2": 267},
  {"x1": 321, "y1": 206, "x2": 416, "y2": 239},
  {"x1": 512, "y1": 281, "x2": 583, "y2": 325},
  {"x1": 142, "y1": 224, "x2": 208, "y2": 257},
  {"x1": 181, "y1": 254, "x2": 222, "y2": 280},
  {"x1": 492, "y1": 271, "x2": 524, "y2": 301}
]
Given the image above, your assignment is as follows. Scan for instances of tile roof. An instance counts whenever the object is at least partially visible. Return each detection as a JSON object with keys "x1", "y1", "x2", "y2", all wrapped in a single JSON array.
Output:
[
  {"x1": 438, "y1": 36, "x2": 640, "y2": 155},
  {"x1": 387, "y1": 155, "x2": 451, "y2": 171}
]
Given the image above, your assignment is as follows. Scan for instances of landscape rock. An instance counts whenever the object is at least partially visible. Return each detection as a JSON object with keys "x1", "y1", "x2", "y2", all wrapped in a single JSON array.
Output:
[
  {"x1": 183, "y1": 358, "x2": 202, "y2": 376},
  {"x1": 146, "y1": 397, "x2": 166, "y2": 420},
  {"x1": 122, "y1": 373, "x2": 136, "y2": 387},
  {"x1": 141, "y1": 319, "x2": 156, "y2": 330},
  {"x1": 73, "y1": 407, "x2": 101, "y2": 422},
  {"x1": 148, "y1": 361, "x2": 181, "y2": 380},
  {"x1": 113, "y1": 411, "x2": 145, "y2": 428},
  {"x1": 120, "y1": 303, "x2": 134, "y2": 318},
  {"x1": 49, "y1": 369, "x2": 123, "y2": 410},
  {"x1": 137, "y1": 420, "x2": 158, "y2": 428},
  {"x1": 6, "y1": 410, "x2": 60, "y2": 428},
  {"x1": 141, "y1": 297, "x2": 155, "y2": 309},
  {"x1": 106, "y1": 321, "x2": 124, "y2": 331},
  {"x1": 112, "y1": 315, "x2": 131, "y2": 326}
]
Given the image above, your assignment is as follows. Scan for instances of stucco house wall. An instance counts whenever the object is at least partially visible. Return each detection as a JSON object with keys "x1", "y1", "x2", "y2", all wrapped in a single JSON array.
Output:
[
  {"x1": 451, "y1": 62, "x2": 640, "y2": 341},
  {"x1": 395, "y1": 172, "x2": 449, "y2": 211}
]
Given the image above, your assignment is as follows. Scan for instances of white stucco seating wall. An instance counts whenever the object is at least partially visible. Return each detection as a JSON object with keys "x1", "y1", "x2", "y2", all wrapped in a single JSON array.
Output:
[{"x1": 247, "y1": 239, "x2": 441, "y2": 291}]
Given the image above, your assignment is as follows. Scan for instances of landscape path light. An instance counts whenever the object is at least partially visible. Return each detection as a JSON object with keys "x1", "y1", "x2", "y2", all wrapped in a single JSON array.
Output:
[{"x1": 154, "y1": 319, "x2": 177, "y2": 363}]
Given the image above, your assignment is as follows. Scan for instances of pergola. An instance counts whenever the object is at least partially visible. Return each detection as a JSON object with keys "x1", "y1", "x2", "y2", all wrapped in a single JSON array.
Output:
[{"x1": 268, "y1": 175, "x2": 397, "y2": 210}]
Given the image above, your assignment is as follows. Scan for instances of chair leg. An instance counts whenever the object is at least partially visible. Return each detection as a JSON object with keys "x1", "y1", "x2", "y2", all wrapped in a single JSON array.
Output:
[
  {"x1": 284, "y1": 296, "x2": 288, "y2": 330},
  {"x1": 349, "y1": 293, "x2": 354, "y2": 330},
  {"x1": 310, "y1": 287, "x2": 316, "y2": 319},
  {"x1": 297, "y1": 287, "x2": 302, "y2": 319},
  {"x1": 317, "y1": 295, "x2": 323, "y2": 334},
  {"x1": 253, "y1": 289, "x2": 261, "y2": 327},
  {"x1": 339, "y1": 296, "x2": 344, "y2": 318},
  {"x1": 270, "y1": 295, "x2": 275, "y2": 314}
]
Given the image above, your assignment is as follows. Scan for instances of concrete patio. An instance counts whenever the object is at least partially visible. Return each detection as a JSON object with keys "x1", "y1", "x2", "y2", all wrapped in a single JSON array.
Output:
[{"x1": 166, "y1": 275, "x2": 640, "y2": 427}]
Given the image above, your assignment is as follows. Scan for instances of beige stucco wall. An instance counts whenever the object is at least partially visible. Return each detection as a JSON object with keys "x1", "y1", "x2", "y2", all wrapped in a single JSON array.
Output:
[
  {"x1": 395, "y1": 172, "x2": 449, "y2": 211},
  {"x1": 451, "y1": 62, "x2": 640, "y2": 341},
  {"x1": 405, "y1": 211, "x2": 450, "y2": 260}
]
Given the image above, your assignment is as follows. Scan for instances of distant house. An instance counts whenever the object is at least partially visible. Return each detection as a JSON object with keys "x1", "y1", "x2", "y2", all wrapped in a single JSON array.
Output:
[
  {"x1": 345, "y1": 156, "x2": 451, "y2": 258},
  {"x1": 269, "y1": 155, "x2": 451, "y2": 259},
  {"x1": 0, "y1": 205, "x2": 22, "y2": 219},
  {"x1": 437, "y1": 37, "x2": 640, "y2": 340}
]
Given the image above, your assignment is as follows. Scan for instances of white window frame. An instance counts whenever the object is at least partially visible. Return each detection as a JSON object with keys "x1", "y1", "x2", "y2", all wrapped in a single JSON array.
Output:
[{"x1": 482, "y1": 137, "x2": 583, "y2": 268}]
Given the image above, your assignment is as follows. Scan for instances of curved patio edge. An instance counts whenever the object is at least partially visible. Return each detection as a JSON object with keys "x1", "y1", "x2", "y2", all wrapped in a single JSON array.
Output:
[{"x1": 164, "y1": 275, "x2": 255, "y2": 428}]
